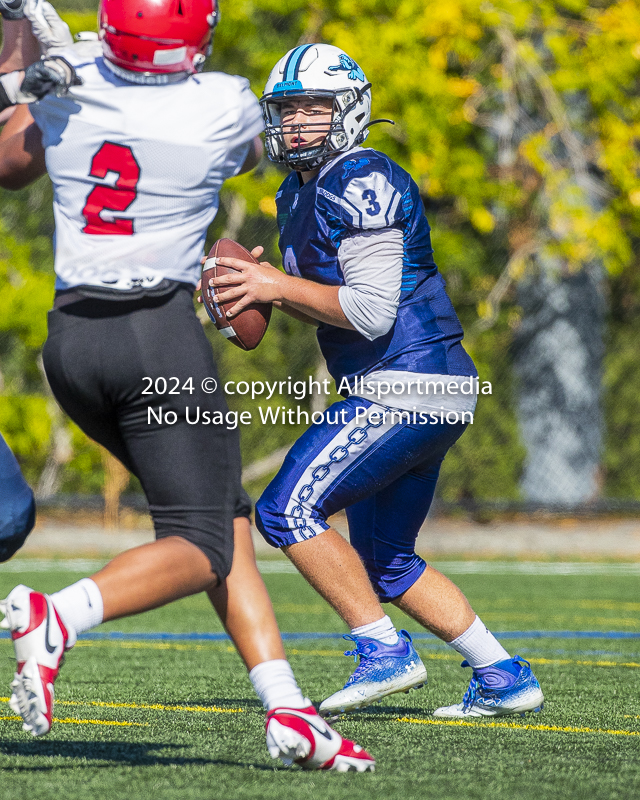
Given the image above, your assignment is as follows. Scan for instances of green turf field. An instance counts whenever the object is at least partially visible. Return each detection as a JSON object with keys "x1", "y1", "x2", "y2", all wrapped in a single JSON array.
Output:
[{"x1": 1, "y1": 563, "x2": 639, "y2": 800}]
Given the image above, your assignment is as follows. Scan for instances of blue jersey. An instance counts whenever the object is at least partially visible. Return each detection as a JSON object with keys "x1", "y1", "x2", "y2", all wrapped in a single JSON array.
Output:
[{"x1": 276, "y1": 148, "x2": 476, "y2": 387}]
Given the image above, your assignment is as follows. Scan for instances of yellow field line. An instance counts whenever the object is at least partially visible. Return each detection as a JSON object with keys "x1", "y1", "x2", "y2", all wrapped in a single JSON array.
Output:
[
  {"x1": 528, "y1": 656, "x2": 640, "y2": 669},
  {"x1": 397, "y1": 717, "x2": 640, "y2": 737},
  {"x1": 421, "y1": 653, "x2": 471, "y2": 661},
  {"x1": 287, "y1": 648, "x2": 344, "y2": 657},
  {"x1": 59, "y1": 699, "x2": 244, "y2": 714},
  {"x1": 2, "y1": 701, "x2": 638, "y2": 739},
  {"x1": 74, "y1": 641, "x2": 237, "y2": 653},
  {"x1": 0, "y1": 697, "x2": 242, "y2": 714},
  {"x1": 0, "y1": 715, "x2": 146, "y2": 728},
  {"x1": 568, "y1": 601, "x2": 640, "y2": 612},
  {"x1": 417, "y1": 653, "x2": 640, "y2": 669},
  {"x1": 5, "y1": 637, "x2": 640, "y2": 669},
  {"x1": 71, "y1": 640, "x2": 347, "y2": 658},
  {"x1": 29, "y1": 640, "x2": 640, "y2": 669},
  {"x1": 69, "y1": 642, "x2": 640, "y2": 669}
]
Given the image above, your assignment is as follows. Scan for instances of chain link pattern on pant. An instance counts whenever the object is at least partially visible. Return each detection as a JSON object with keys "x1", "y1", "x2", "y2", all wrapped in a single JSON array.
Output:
[{"x1": 288, "y1": 412, "x2": 388, "y2": 540}]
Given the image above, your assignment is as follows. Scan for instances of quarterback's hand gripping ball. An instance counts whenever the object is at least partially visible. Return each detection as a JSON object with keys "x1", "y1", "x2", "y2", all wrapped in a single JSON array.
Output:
[{"x1": 201, "y1": 238, "x2": 271, "y2": 351}]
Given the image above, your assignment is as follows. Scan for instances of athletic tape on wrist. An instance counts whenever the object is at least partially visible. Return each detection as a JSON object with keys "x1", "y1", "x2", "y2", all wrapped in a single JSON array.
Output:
[
  {"x1": 0, "y1": 70, "x2": 40, "y2": 106},
  {"x1": 0, "y1": 78, "x2": 13, "y2": 112}
]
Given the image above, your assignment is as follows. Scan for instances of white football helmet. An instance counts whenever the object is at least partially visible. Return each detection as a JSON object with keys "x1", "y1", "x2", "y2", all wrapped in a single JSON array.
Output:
[{"x1": 260, "y1": 43, "x2": 372, "y2": 171}]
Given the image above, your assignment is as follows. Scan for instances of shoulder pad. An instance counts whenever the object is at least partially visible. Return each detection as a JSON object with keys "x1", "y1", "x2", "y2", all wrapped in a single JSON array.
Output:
[
  {"x1": 339, "y1": 170, "x2": 403, "y2": 230},
  {"x1": 317, "y1": 149, "x2": 405, "y2": 230},
  {"x1": 48, "y1": 39, "x2": 102, "y2": 66},
  {"x1": 339, "y1": 150, "x2": 390, "y2": 179}
]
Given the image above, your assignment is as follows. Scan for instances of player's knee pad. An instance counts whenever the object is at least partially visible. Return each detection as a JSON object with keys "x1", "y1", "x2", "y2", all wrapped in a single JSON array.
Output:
[
  {"x1": 360, "y1": 552, "x2": 427, "y2": 603},
  {"x1": 0, "y1": 486, "x2": 36, "y2": 562}
]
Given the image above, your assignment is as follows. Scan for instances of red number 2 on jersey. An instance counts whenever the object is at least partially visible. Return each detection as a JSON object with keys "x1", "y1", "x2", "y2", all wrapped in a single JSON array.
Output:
[{"x1": 82, "y1": 142, "x2": 140, "y2": 235}]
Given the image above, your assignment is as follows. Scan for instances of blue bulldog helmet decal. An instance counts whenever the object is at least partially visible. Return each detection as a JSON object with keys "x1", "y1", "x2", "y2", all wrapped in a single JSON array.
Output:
[{"x1": 327, "y1": 54, "x2": 365, "y2": 82}]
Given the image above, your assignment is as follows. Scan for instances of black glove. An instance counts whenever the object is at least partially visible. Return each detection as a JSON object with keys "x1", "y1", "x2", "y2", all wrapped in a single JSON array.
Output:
[
  {"x1": 0, "y1": 55, "x2": 80, "y2": 112},
  {"x1": 21, "y1": 57, "x2": 71, "y2": 98}
]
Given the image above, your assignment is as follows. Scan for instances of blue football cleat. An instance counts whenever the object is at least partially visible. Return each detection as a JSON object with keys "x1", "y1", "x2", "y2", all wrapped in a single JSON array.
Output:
[
  {"x1": 319, "y1": 630, "x2": 427, "y2": 716},
  {"x1": 433, "y1": 655, "x2": 544, "y2": 718}
]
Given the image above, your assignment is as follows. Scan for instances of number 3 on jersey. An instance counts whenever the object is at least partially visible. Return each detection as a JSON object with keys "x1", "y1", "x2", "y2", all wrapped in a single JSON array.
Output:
[
  {"x1": 82, "y1": 142, "x2": 140, "y2": 235},
  {"x1": 362, "y1": 189, "x2": 381, "y2": 216}
]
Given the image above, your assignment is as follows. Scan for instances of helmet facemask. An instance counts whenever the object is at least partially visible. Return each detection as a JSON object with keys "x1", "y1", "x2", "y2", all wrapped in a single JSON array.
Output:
[{"x1": 261, "y1": 85, "x2": 372, "y2": 171}]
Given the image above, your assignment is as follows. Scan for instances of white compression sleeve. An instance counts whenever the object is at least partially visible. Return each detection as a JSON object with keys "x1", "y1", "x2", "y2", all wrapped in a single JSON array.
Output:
[{"x1": 337, "y1": 227, "x2": 403, "y2": 340}]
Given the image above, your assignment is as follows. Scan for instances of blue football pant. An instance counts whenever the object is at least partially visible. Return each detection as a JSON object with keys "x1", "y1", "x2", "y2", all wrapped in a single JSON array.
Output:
[
  {"x1": 0, "y1": 432, "x2": 35, "y2": 562},
  {"x1": 256, "y1": 397, "x2": 467, "y2": 601}
]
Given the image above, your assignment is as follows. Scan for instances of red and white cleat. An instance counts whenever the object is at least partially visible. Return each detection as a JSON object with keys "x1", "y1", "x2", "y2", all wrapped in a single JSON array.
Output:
[
  {"x1": 265, "y1": 705, "x2": 375, "y2": 772},
  {"x1": 0, "y1": 585, "x2": 76, "y2": 737}
]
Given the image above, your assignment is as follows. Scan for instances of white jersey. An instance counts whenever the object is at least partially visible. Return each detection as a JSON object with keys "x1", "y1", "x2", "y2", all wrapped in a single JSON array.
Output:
[{"x1": 30, "y1": 41, "x2": 263, "y2": 291}]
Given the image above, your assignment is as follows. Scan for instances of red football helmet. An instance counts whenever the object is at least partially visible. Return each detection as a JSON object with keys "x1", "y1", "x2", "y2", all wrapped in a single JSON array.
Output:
[{"x1": 99, "y1": 0, "x2": 218, "y2": 76}]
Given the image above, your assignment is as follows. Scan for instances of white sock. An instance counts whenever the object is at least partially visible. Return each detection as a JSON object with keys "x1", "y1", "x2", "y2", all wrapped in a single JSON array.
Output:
[
  {"x1": 351, "y1": 614, "x2": 399, "y2": 645},
  {"x1": 51, "y1": 578, "x2": 104, "y2": 636},
  {"x1": 249, "y1": 659, "x2": 309, "y2": 711},
  {"x1": 448, "y1": 616, "x2": 510, "y2": 668}
]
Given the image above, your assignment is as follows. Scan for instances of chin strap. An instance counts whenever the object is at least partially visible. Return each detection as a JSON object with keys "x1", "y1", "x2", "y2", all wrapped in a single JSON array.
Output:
[{"x1": 362, "y1": 118, "x2": 395, "y2": 131}]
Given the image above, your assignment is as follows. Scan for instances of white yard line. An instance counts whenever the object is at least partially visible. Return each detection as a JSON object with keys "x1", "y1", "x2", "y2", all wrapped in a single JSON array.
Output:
[{"x1": 2, "y1": 559, "x2": 640, "y2": 575}]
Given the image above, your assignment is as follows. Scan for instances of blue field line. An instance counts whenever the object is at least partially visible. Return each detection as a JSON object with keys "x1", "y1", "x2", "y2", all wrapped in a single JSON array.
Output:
[{"x1": 2, "y1": 630, "x2": 640, "y2": 642}]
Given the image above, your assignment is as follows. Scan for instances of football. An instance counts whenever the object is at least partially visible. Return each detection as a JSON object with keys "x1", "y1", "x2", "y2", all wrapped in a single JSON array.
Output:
[{"x1": 201, "y1": 238, "x2": 272, "y2": 351}]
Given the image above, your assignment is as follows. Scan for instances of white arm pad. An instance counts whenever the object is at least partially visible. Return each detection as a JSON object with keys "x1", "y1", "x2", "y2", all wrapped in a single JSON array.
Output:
[{"x1": 337, "y1": 227, "x2": 403, "y2": 341}]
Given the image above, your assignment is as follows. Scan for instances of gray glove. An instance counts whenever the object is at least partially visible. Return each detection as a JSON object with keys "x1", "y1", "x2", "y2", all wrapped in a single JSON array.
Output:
[
  {"x1": 24, "y1": 0, "x2": 73, "y2": 55},
  {"x1": 0, "y1": 0, "x2": 26, "y2": 20}
]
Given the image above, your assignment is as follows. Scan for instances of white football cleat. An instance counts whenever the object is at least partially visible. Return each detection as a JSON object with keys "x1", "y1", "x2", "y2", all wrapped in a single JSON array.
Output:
[
  {"x1": 319, "y1": 631, "x2": 427, "y2": 717},
  {"x1": 0, "y1": 584, "x2": 76, "y2": 737},
  {"x1": 433, "y1": 656, "x2": 544, "y2": 719},
  {"x1": 265, "y1": 705, "x2": 375, "y2": 772}
]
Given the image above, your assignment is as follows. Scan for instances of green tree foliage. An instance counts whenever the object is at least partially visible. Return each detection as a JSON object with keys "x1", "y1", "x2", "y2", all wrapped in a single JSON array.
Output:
[
  {"x1": 0, "y1": 217, "x2": 52, "y2": 482},
  {"x1": 0, "y1": 0, "x2": 638, "y2": 501},
  {"x1": 321, "y1": 0, "x2": 640, "y2": 501}
]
